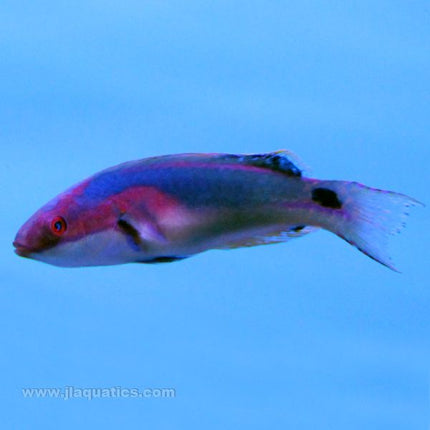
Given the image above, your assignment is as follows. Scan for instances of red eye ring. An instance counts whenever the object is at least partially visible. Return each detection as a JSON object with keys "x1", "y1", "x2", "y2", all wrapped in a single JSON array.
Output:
[{"x1": 51, "y1": 216, "x2": 67, "y2": 236}]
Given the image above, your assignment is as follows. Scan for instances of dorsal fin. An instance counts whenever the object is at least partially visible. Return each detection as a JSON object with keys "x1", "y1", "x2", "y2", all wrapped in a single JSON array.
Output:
[{"x1": 219, "y1": 150, "x2": 303, "y2": 177}]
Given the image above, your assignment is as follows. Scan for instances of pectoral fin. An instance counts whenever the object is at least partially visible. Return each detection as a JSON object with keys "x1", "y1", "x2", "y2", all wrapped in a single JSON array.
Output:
[{"x1": 117, "y1": 213, "x2": 167, "y2": 250}]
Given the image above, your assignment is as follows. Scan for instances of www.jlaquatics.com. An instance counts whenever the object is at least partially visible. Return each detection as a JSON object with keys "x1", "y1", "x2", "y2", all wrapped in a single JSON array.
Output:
[{"x1": 22, "y1": 386, "x2": 176, "y2": 400}]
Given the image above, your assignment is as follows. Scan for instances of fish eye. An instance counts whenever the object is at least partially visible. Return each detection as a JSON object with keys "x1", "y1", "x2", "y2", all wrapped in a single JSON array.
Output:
[{"x1": 51, "y1": 216, "x2": 67, "y2": 236}]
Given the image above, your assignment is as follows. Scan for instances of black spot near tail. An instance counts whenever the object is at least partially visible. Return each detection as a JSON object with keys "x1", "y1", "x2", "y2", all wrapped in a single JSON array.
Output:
[{"x1": 312, "y1": 188, "x2": 342, "y2": 209}]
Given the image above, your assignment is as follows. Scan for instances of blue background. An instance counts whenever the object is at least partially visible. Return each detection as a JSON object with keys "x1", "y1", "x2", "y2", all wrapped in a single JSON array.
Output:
[{"x1": 1, "y1": 1, "x2": 429, "y2": 429}]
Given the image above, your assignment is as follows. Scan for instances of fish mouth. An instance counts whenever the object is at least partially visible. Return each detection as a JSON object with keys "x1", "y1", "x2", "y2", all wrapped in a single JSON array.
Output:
[{"x1": 13, "y1": 241, "x2": 35, "y2": 258}]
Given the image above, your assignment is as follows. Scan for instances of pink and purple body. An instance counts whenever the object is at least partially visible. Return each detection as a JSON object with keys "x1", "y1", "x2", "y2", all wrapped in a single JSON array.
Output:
[{"x1": 13, "y1": 151, "x2": 423, "y2": 270}]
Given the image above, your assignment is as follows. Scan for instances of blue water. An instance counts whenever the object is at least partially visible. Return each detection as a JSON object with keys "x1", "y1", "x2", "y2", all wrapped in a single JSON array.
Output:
[{"x1": 1, "y1": 1, "x2": 429, "y2": 429}]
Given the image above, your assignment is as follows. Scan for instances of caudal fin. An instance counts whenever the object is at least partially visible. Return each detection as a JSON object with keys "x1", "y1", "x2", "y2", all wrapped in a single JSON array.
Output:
[{"x1": 319, "y1": 181, "x2": 424, "y2": 271}]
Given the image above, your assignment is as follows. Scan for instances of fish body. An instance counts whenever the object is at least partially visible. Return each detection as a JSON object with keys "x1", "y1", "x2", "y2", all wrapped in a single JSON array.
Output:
[{"x1": 13, "y1": 151, "x2": 422, "y2": 270}]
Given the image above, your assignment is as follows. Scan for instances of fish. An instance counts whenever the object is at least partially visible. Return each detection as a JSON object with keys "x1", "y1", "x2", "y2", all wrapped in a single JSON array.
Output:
[{"x1": 13, "y1": 150, "x2": 423, "y2": 270}]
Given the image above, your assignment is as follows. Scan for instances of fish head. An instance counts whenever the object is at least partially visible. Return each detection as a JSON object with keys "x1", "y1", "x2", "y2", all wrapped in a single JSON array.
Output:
[
  {"x1": 13, "y1": 187, "x2": 133, "y2": 267},
  {"x1": 13, "y1": 207, "x2": 68, "y2": 261}
]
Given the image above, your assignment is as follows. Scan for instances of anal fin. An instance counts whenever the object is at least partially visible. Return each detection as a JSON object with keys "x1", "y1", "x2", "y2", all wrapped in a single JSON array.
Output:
[{"x1": 217, "y1": 225, "x2": 318, "y2": 250}]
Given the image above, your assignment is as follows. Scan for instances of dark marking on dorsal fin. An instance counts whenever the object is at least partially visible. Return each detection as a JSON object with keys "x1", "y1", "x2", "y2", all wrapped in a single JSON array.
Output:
[
  {"x1": 312, "y1": 187, "x2": 343, "y2": 209},
  {"x1": 219, "y1": 151, "x2": 302, "y2": 177}
]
